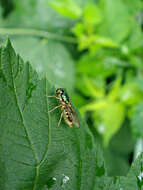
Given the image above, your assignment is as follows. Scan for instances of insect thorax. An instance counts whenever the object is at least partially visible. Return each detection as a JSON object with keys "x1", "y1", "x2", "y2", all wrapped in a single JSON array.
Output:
[{"x1": 61, "y1": 93, "x2": 69, "y2": 104}]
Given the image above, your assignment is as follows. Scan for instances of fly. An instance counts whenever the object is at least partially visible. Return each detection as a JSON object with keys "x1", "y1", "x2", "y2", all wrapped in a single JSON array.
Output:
[{"x1": 47, "y1": 88, "x2": 79, "y2": 128}]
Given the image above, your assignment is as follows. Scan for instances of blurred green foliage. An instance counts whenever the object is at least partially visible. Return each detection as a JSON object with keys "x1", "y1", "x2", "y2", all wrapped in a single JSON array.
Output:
[
  {"x1": 50, "y1": 0, "x2": 143, "y2": 147},
  {"x1": 0, "y1": 0, "x2": 143, "y2": 176}
]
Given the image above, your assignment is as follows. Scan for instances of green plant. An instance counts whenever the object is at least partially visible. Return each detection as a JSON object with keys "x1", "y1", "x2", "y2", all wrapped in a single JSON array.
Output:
[
  {"x1": 0, "y1": 0, "x2": 143, "y2": 179},
  {"x1": 0, "y1": 38, "x2": 143, "y2": 190},
  {"x1": 48, "y1": 0, "x2": 143, "y2": 147}
]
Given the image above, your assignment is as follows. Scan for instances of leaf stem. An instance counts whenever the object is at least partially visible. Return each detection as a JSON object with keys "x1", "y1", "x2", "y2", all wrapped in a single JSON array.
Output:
[{"x1": 0, "y1": 27, "x2": 77, "y2": 44}]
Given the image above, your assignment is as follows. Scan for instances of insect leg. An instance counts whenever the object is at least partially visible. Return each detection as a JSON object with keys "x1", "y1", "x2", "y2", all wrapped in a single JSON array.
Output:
[
  {"x1": 57, "y1": 112, "x2": 63, "y2": 128},
  {"x1": 46, "y1": 95, "x2": 60, "y2": 100},
  {"x1": 48, "y1": 105, "x2": 62, "y2": 113}
]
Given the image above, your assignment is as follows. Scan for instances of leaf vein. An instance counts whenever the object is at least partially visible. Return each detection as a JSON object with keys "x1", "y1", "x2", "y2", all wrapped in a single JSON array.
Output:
[
  {"x1": 7, "y1": 46, "x2": 39, "y2": 190},
  {"x1": 32, "y1": 78, "x2": 51, "y2": 190}
]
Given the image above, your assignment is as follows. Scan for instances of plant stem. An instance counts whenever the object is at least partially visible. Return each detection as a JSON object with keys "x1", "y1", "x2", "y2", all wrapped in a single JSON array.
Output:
[{"x1": 0, "y1": 28, "x2": 77, "y2": 44}]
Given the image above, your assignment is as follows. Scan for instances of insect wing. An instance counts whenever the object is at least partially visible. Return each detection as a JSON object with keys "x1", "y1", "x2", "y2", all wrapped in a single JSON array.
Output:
[{"x1": 67, "y1": 104, "x2": 80, "y2": 128}]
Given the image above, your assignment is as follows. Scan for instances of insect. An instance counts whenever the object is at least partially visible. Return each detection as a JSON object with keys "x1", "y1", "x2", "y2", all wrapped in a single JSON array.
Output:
[{"x1": 47, "y1": 88, "x2": 79, "y2": 128}]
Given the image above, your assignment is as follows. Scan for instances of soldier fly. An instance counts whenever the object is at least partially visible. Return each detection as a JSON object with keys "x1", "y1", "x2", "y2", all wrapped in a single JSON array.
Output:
[{"x1": 47, "y1": 88, "x2": 79, "y2": 128}]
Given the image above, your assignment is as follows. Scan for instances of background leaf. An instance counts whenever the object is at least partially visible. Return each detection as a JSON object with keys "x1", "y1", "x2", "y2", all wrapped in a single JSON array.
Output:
[
  {"x1": 99, "y1": 0, "x2": 131, "y2": 43},
  {"x1": 0, "y1": 0, "x2": 73, "y2": 31},
  {"x1": 10, "y1": 37, "x2": 75, "y2": 92},
  {"x1": 131, "y1": 102, "x2": 143, "y2": 138},
  {"x1": 104, "y1": 124, "x2": 134, "y2": 176},
  {"x1": 48, "y1": 0, "x2": 82, "y2": 19},
  {"x1": 102, "y1": 101, "x2": 125, "y2": 146}
]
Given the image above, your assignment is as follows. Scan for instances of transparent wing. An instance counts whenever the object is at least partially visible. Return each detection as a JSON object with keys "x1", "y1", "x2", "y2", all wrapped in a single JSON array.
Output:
[{"x1": 67, "y1": 104, "x2": 80, "y2": 128}]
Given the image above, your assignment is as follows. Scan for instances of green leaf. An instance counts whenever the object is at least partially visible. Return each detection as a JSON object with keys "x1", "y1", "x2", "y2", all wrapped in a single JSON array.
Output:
[
  {"x1": 123, "y1": 0, "x2": 142, "y2": 14},
  {"x1": 83, "y1": 4, "x2": 102, "y2": 25},
  {"x1": 94, "y1": 153, "x2": 143, "y2": 189},
  {"x1": 119, "y1": 82, "x2": 143, "y2": 106},
  {"x1": 95, "y1": 153, "x2": 143, "y2": 189},
  {"x1": 77, "y1": 53, "x2": 117, "y2": 78},
  {"x1": 81, "y1": 99, "x2": 125, "y2": 146},
  {"x1": 126, "y1": 24, "x2": 143, "y2": 51},
  {"x1": 136, "y1": 77, "x2": 143, "y2": 92},
  {"x1": 78, "y1": 34, "x2": 118, "y2": 52},
  {"x1": 1, "y1": 38, "x2": 143, "y2": 190},
  {"x1": 10, "y1": 37, "x2": 75, "y2": 92},
  {"x1": 47, "y1": 0, "x2": 82, "y2": 19},
  {"x1": 107, "y1": 77, "x2": 121, "y2": 101},
  {"x1": 116, "y1": 153, "x2": 143, "y2": 190},
  {"x1": 104, "y1": 124, "x2": 134, "y2": 176},
  {"x1": 102, "y1": 101, "x2": 125, "y2": 146},
  {"x1": 0, "y1": 39, "x2": 106, "y2": 190},
  {"x1": 1, "y1": 0, "x2": 72, "y2": 30},
  {"x1": 131, "y1": 102, "x2": 143, "y2": 138},
  {"x1": 104, "y1": 149, "x2": 130, "y2": 176},
  {"x1": 99, "y1": 0, "x2": 131, "y2": 43},
  {"x1": 93, "y1": 176, "x2": 116, "y2": 190},
  {"x1": 72, "y1": 22, "x2": 85, "y2": 38},
  {"x1": 83, "y1": 76, "x2": 105, "y2": 98}
]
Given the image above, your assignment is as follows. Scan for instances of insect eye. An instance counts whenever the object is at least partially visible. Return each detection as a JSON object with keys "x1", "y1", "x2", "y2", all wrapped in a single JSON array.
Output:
[
  {"x1": 60, "y1": 88, "x2": 64, "y2": 93},
  {"x1": 56, "y1": 89, "x2": 61, "y2": 94},
  {"x1": 56, "y1": 88, "x2": 65, "y2": 96}
]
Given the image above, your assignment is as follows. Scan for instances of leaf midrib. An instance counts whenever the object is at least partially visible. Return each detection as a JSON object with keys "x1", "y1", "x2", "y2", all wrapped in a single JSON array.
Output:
[{"x1": 8, "y1": 47, "x2": 39, "y2": 190}]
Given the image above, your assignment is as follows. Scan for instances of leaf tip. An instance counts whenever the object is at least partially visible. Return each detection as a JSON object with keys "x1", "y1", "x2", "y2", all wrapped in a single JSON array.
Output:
[{"x1": 6, "y1": 37, "x2": 12, "y2": 49}]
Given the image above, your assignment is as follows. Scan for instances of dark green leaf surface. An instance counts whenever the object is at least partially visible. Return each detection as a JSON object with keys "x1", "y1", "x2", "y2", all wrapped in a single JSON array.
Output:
[
  {"x1": 104, "y1": 124, "x2": 134, "y2": 176},
  {"x1": 95, "y1": 153, "x2": 143, "y2": 190},
  {"x1": 0, "y1": 39, "x2": 105, "y2": 190},
  {"x1": 116, "y1": 153, "x2": 143, "y2": 190}
]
